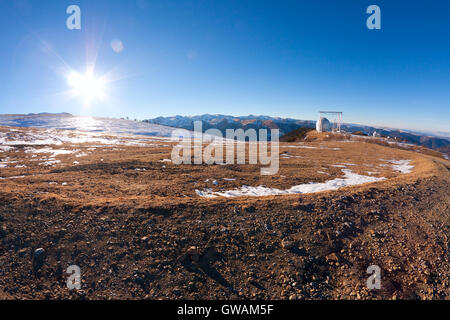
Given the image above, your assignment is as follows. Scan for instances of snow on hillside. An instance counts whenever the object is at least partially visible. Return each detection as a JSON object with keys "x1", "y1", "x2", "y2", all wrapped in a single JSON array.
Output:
[
  {"x1": 196, "y1": 169, "x2": 386, "y2": 198},
  {"x1": 387, "y1": 160, "x2": 414, "y2": 174},
  {"x1": 0, "y1": 114, "x2": 179, "y2": 137},
  {"x1": 0, "y1": 127, "x2": 178, "y2": 147}
]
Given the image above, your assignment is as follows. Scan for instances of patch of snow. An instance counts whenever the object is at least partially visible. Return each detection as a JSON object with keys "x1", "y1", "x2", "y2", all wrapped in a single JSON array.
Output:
[
  {"x1": 195, "y1": 188, "x2": 218, "y2": 198},
  {"x1": 321, "y1": 147, "x2": 341, "y2": 151},
  {"x1": 25, "y1": 147, "x2": 78, "y2": 157},
  {"x1": 75, "y1": 152, "x2": 88, "y2": 158},
  {"x1": 0, "y1": 146, "x2": 15, "y2": 152},
  {"x1": 0, "y1": 175, "x2": 26, "y2": 180},
  {"x1": 39, "y1": 159, "x2": 61, "y2": 166},
  {"x1": 281, "y1": 153, "x2": 302, "y2": 159},
  {"x1": 286, "y1": 145, "x2": 317, "y2": 149},
  {"x1": 196, "y1": 169, "x2": 386, "y2": 198},
  {"x1": 385, "y1": 140, "x2": 415, "y2": 149},
  {"x1": 386, "y1": 160, "x2": 414, "y2": 174},
  {"x1": 0, "y1": 133, "x2": 63, "y2": 146}
]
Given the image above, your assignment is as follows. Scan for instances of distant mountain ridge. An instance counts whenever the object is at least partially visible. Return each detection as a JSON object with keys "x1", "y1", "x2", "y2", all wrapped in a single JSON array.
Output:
[
  {"x1": 144, "y1": 114, "x2": 450, "y2": 156},
  {"x1": 0, "y1": 113, "x2": 447, "y2": 157},
  {"x1": 144, "y1": 114, "x2": 316, "y2": 137}
]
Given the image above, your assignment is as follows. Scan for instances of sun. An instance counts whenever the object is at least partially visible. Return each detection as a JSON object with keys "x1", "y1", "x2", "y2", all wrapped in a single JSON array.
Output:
[{"x1": 67, "y1": 71, "x2": 106, "y2": 105}]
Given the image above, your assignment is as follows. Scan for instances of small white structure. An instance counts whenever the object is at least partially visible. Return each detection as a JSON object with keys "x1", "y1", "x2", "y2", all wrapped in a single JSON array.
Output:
[
  {"x1": 316, "y1": 117, "x2": 332, "y2": 132},
  {"x1": 373, "y1": 131, "x2": 381, "y2": 137},
  {"x1": 316, "y1": 111, "x2": 343, "y2": 133}
]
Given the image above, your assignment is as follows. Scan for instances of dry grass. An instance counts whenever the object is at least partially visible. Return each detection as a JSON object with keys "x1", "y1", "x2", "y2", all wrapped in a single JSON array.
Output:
[
  {"x1": 1, "y1": 126, "x2": 447, "y2": 207},
  {"x1": 305, "y1": 131, "x2": 445, "y2": 159}
]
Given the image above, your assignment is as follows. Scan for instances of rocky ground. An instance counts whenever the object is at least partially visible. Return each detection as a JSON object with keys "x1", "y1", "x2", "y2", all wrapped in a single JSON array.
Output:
[{"x1": 0, "y1": 126, "x2": 448, "y2": 300}]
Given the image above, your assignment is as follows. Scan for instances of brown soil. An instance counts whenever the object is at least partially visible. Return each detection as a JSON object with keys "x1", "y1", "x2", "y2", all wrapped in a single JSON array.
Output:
[{"x1": 0, "y1": 126, "x2": 448, "y2": 300}]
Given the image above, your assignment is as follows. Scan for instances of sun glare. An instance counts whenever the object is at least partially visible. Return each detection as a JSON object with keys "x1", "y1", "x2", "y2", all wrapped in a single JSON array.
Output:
[{"x1": 67, "y1": 71, "x2": 106, "y2": 105}]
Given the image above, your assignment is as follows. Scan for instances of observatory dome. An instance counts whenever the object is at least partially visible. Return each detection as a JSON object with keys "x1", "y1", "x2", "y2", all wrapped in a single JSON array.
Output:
[{"x1": 316, "y1": 117, "x2": 331, "y2": 132}]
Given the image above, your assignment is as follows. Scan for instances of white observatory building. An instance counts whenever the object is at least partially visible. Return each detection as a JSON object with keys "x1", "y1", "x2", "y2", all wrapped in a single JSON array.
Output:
[
  {"x1": 316, "y1": 111, "x2": 343, "y2": 133},
  {"x1": 316, "y1": 117, "x2": 332, "y2": 132}
]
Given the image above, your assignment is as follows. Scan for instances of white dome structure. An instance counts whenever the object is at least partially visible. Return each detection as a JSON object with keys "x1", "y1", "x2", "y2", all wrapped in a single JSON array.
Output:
[{"x1": 316, "y1": 117, "x2": 331, "y2": 132}]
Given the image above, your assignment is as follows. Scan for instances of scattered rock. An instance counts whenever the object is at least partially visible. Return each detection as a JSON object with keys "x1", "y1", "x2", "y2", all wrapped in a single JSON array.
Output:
[
  {"x1": 18, "y1": 248, "x2": 28, "y2": 257},
  {"x1": 186, "y1": 246, "x2": 200, "y2": 263},
  {"x1": 325, "y1": 252, "x2": 340, "y2": 263},
  {"x1": 32, "y1": 248, "x2": 46, "y2": 272},
  {"x1": 242, "y1": 205, "x2": 256, "y2": 213},
  {"x1": 281, "y1": 239, "x2": 295, "y2": 250}
]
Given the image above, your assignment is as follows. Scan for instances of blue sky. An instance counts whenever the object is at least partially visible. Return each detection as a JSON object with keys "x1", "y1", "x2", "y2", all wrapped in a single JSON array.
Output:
[{"x1": 0, "y1": 0, "x2": 449, "y2": 133}]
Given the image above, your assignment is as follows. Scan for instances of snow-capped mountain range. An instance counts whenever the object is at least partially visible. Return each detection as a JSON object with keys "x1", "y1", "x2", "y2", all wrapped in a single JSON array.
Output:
[{"x1": 144, "y1": 114, "x2": 450, "y2": 154}]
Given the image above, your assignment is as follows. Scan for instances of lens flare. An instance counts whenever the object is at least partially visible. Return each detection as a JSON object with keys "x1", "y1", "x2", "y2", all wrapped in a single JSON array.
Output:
[{"x1": 67, "y1": 71, "x2": 106, "y2": 105}]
